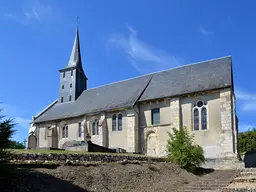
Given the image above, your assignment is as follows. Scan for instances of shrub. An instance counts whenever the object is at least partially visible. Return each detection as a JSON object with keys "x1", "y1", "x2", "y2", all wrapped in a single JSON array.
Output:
[{"x1": 167, "y1": 127, "x2": 205, "y2": 172}]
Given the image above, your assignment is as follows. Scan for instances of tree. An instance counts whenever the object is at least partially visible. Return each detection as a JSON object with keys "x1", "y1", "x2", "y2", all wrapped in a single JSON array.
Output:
[
  {"x1": 8, "y1": 140, "x2": 25, "y2": 149},
  {"x1": 238, "y1": 128, "x2": 256, "y2": 154},
  {"x1": 167, "y1": 127, "x2": 205, "y2": 172},
  {"x1": 0, "y1": 109, "x2": 15, "y2": 163}
]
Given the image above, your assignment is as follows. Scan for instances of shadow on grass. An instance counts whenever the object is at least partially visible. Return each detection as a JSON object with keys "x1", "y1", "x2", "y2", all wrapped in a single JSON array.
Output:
[{"x1": 0, "y1": 164, "x2": 89, "y2": 192}]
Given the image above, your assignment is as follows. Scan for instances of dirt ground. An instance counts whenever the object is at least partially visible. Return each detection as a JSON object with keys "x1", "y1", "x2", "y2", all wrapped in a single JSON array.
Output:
[{"x1": 0, "y1": 162, "x2": 200, "y2": 192}]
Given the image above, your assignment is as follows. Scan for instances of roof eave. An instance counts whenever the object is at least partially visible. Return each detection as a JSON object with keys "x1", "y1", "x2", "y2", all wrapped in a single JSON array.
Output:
[{"x1": 138, "y1": 85, "x2": 232, "y2": 103}]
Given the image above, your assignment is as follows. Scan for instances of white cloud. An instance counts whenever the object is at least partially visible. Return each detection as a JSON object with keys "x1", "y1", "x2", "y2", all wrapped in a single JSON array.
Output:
[
  {"x1": 3, "y1": 0, "x2": 52, "y2": 24},
  {"x1": 200, "y1": 25, "x2": 214, "y2": 36},
  {"x1": 0, "y1": 103, "x2": 31, "y2": 129},
  {"x1": 236, "y1": 90, "x2": 256, "y2": 100},
  {"x1": 235, "y1": 89, "x2": 256, "y2": 112},
  {"x1": 107, "y1": 24, "x2": 181, "y2": 74},
  {"x1": 240, "y1": 102, "x2": 256, "y2": 112},
  {"x1": 14, "y1": 117, "x2": 31, "y2": 129}
]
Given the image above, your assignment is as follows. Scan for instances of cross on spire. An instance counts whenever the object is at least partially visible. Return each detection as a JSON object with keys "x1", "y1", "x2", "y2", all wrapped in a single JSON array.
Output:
[{"x1": 76, "y1": 16, "x2": 79, "y2": 27}]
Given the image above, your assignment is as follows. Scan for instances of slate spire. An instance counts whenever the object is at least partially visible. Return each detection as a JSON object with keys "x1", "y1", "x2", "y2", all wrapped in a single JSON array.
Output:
[
  {"x1": 58, "y1": 26, "x2": 88, "y2": 103},
  {"x1": 67, "y1": 27, "x2": 82, "y2": 69}
]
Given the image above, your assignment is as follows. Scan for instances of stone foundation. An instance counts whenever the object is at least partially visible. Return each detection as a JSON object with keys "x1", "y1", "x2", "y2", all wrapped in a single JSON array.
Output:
[{"x1": 201, "y1": 158, "x2": 244, "y2": 170}]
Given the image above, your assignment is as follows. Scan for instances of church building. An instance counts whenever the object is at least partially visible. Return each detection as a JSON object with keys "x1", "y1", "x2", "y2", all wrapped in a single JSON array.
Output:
[{"x1": 28, "y1": 27, "x2": 239, "y2": 159}]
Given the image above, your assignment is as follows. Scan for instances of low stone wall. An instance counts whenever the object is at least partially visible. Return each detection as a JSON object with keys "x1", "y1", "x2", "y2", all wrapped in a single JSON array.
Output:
[
  {"x1": 201, "y1": 158, "x2": 244, "y2": 170},
  {"x1": 10, "y1": 153, "x2": 166, "y2": 163},
  {"x1": 65, "y1": 145, "x2": 88, "y2": 152}
]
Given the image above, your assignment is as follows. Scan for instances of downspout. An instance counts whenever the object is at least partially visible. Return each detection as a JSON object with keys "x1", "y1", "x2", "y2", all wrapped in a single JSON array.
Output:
[{"x1": 132, "y1": 75, "x2": 154, "y2": 154}]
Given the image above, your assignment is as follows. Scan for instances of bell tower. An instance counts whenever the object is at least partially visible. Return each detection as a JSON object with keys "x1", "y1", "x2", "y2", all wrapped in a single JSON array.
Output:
[{"x1": 58, "y1": 27, "x2": 88, "y2": 103}]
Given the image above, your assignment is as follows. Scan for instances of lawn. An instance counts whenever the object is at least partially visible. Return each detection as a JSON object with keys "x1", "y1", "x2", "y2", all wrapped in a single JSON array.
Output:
[{"x1": 10, "y1": 149, "x2": 145, "y2": 156}]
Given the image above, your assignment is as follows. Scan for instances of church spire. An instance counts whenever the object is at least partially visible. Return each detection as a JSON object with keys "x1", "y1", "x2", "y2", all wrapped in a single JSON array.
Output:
[
  {"x1": 58, "y1": 25, "x2": 88, "y2": 103},
  {"x1": 67, "y1": 27, "x2": 82, "y2": 68}
]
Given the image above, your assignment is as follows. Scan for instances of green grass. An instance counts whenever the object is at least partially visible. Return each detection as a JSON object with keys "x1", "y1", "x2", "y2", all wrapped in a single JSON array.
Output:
[{"x1": 9, "y1": 149, "x2": 145, "y2": 156}]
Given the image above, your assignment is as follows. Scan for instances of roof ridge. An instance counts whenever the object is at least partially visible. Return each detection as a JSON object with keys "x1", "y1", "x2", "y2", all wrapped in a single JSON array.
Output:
[{"x1": 84, "y1": 55, "x2": 232, "y2": 92}]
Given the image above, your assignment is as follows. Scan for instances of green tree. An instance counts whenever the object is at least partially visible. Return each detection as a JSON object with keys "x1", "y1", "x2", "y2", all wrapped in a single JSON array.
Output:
[
  {"x1": 167, "y1": 127, "x2": 205, "y2": 172},
  {"x1": 0, "y1": 109, "x2": 15, "y2": 163},
  {"x1": 8, "y1": 140, "x2": 25, "y2": 149},
  {"x1": 238, "y1": 128, "x2": 256, "y2": 154}
]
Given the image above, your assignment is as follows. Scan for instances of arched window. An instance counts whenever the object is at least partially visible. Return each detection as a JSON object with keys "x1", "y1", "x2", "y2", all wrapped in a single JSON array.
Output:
[
  {"x1": 92, "y1": 122, "x2": 96, "y2": 135},
  {"x1": 193, "y1": 109, "x2": 199, "y2": 131},
  {"x1": 78, "y1": 122, "x2": 82, "y2": 137},
  {"x1": 62, "y1": 126, "x2": 65, "y2": 138},
  {"x1": 201, "y1": 107, "x2": 207, "y2": 130},
  {"x1": 96, "y1": 121, "x2": 99, "y2": 135},
  {"x1": 92, "y1": 120, "x2": 99, "y2": 135},
  {"x1": 118, "y1": 114, "x2": 122, "y2": 131},
  {"x1": 66, "y1": 125, "x2": 68, "y2": 138},
  {"x1": 192, "y1": 101, "x2": 208, "y2": 131},
  {"x1": 62, "y1": 125, "x2": 68, "y2": 138},
  {"x1": 112, "y1": 114, "x2": 116, "y2": 131}
]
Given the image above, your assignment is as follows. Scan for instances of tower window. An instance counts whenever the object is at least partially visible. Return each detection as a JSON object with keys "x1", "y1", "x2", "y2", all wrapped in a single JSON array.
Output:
[
  {"x1": 69, "y1": 95, "x2": 72, "y2": 101},
  {"x1": 61, "y1": 97, "x2": 63, "y2": 103},
  {"x1": 63, "y1": 72, "x2": 65, "y2": 78},
  {"x1": 62, "y1": 85, "x2": 64, "y2": 89},
  {"x1": 71, "y1": 70, "x2": 73, "y2": 76},
  {"x1": 70, "y1": 83, "x2": 72, "y2": 88}
]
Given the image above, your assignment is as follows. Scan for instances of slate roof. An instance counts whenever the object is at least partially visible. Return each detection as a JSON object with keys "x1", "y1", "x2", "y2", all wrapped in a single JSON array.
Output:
[
  {"x1": 33, "y1": 75, "x2": 153, "y2": 123},
  {"x1": 139, "y1": 56, "x2": 233, "y2": 101},
  {"x1": 33, "y1": 56, "x2": 233, "y2": 123},
  {"x1": 59, "y1": 27, "x2": 87, "y2": 79}
]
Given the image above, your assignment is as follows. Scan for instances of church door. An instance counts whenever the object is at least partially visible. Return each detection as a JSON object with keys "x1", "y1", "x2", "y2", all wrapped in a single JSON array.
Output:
[
  {"x1": 48, "y1": 127, "x2": 58, "y2": 148},
  {"x1": 146, "y1": 132, "x2": 157, "y2": 157}
]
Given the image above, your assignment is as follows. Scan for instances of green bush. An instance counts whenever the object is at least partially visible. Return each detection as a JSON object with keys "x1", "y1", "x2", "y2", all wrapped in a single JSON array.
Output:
[{"x1": 167, "y1": 127, "x2": 205, "y2": 172}]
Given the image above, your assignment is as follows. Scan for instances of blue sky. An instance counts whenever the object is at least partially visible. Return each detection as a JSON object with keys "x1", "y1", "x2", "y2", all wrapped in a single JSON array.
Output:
[{"x1": 1, "y1": 0, "x2": 256, "y2": 142}]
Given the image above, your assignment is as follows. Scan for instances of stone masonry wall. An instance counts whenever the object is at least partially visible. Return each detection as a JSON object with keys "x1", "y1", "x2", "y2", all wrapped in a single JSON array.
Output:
[
  {"x1": 232, "y1": 93, "x2": 239, "y2": 155},
  {"x1": 170, "y1": 97, "x2": 180, "y2": 129},
  {"x1": 201, "y1": 158, "x2": 244, "y2": 170},
  {"x1": 126, "y1": 108, "x2": 139, "y2": 153},
  {"x1": 10, "y1": 153, "x2": 166, "y2": 163},
  {"x1": 220, "y1": 88, "x2": 236, "y2": 158}
]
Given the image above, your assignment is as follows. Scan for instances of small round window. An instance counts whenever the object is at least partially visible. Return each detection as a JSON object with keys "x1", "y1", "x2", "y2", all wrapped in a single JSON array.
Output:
[{"x1": 197, "y1": 101, "x2": 203, "y2": 108}]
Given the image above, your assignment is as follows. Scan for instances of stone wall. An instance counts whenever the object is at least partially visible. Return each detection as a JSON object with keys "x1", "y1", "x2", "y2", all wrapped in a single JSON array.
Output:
[
  {"x1": 170, "y1": 97, "x2": 180, "y2": 129},
  {"x1": 126, "y1": 108, "x2": 139, "y2": 153},
  {"x1": 201, "y1": 158, "x2": 244, "y2": 170},
  {"x1": 220, "y1": 88, "x2": 236, "y2": 158},
  {"x1": 10, "y1": 153, "x2": 166, "y2": 163}
]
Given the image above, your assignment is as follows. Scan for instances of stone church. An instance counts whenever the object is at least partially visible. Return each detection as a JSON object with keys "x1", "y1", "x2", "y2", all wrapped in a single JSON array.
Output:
[{"x1": 28, "y1": 27, "x2": 239, "y2": 159}]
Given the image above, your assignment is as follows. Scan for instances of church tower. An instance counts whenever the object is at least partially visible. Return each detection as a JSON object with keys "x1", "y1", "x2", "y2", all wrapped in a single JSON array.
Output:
[{"x1": 58, "y1": 27, "x2": 88, "y2": 103}]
